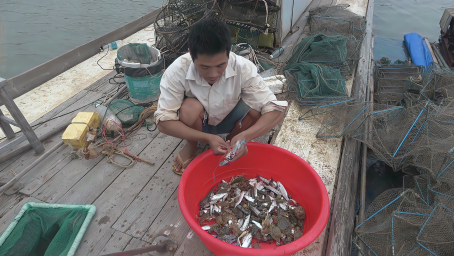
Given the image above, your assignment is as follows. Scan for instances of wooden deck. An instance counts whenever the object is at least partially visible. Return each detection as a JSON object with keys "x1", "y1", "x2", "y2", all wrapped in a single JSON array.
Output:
[
  {"x1": 0, "y1": 70, "x2": 285, "y2": 256},
  {"x1": 0, "y1": 0, "x2": 371, "y2": 255}
]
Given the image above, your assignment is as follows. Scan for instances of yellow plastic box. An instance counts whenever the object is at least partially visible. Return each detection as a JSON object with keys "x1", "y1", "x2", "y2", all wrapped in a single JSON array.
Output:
[
  {"x1": 62, "y1": 124, "x2": 90, "y2": 150},
  {"x1": 71, "y1": 112, "x2": 100, "y2": 129},
  {"x1": 62, "y1": 112, "x2": 101, "y2": 149}
]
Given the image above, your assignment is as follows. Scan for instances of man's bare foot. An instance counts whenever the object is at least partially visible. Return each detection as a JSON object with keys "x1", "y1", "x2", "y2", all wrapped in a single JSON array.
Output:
[{"x1": 173, "y1": 141, "x2": 198, "y2": 175}]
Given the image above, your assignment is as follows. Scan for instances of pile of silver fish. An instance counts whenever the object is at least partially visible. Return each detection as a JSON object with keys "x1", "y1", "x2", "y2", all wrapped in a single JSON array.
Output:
[{"x1": 198, "y1": 175, "x2": 306, "y2": 248}]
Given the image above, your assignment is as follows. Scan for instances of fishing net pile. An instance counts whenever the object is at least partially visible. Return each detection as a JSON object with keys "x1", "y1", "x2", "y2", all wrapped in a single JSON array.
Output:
[
  {"x1": 154, "y1": 0, "x2": 220, "y2": 66},
  {"x1": 284, "y1": 5, "x2": 366, "y2": 105},
  {"x1": 154, "y1": 0, "x2": 280, "y2": 67},
  {"x1": 297, "y1": 61, "x2": 454, "y2": 254}
]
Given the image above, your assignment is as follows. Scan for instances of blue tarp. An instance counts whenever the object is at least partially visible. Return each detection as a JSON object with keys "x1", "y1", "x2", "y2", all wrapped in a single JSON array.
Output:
[{"x1": 404, "y1": 32, "x2": 433, "y2": 68}]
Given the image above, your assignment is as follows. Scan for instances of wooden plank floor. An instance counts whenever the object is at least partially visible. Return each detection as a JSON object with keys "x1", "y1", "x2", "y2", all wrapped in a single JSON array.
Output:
[{"x1": 0, "y1": 69, "x2": 283, "y2": 256}]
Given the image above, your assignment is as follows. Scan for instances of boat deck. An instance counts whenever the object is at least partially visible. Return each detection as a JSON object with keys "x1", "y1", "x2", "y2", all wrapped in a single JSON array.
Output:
[
  {"x1": 0, "y1": 70, "x2": 286, "y2": 255},
  {"x1": 0, "y1": 0, "x2": 370, "y2": 255}
]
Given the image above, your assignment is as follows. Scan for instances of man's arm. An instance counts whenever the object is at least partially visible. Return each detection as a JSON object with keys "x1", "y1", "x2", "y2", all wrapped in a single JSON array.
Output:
[
  {"x1": 238, "y1": 110, "x2": 284, "y2": 142},
  {"x1": 157, "y1": 121, "x2": 229, "y2": 155}
]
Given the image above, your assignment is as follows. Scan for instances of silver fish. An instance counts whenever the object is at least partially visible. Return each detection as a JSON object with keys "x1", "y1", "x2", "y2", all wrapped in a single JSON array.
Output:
[
  {"x1": 249, "y1": 178, "x2": 258, "y2": 186},
  {"x1": 277, "y1": 181, "x2": 289, "y2": 200},
  {"x1": 234, "y1": 188, "x2": 241, "y2": 197},
  {"x1": 252, "y1": 220, "x2": 262, "y2": 229},
  {"x1": 240, "y1": 214, "x2": 250, "y2": 231},
  {"x1": 264, "y1": 185, "x2": 281, "y2": 195},
  {"x1": 268, "y1": 200, "x2": 277, "y2": 213},
  {"x1": 202, "y1": 225, "x2": 211, "y2": 231},
  {"x1": 213, "y1": 205, "x2": 221, "y2": 213},
  {"x1": 258, "y1": 175, "x2": 271, "y2": 184},
  {"x1": 254, "y1": 183, "x2": 258, "y2": 198},
  {"x1": 250, "y1": 206, "x2": 260, "y2": 216},
  {"x1": 256, "y1": 181, "x2": 265, "y2": 191},
  {"x1": 237, "y1": 218, "x2": 244, "y2": 228},
  {"x1": 210, "y1": 193, "x2": 228, "y2": 201},
  {"x1": 279, "y1": 202, "x2": 288, "y2": 211},
  {"x1": 244, "y1": 194, "x2": 255, "y2": 203},
  {"x1": 241, "y1": 233, "x2": 252, "y2": 248},
  {"x1": 220, "y1": 140, "x2": 246, "y2": 166},
  {"x1": 235, "y1": 191, "x2": 245, "y2": 208}
]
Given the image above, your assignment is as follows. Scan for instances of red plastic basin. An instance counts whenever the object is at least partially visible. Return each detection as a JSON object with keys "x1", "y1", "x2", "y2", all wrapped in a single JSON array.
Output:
[{"x1": 178, "y1": 142, "x2": 329, "y2": 256}]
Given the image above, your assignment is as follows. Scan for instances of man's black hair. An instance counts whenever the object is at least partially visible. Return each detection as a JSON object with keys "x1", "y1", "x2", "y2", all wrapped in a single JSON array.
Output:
[{"x1": 188, "y1": 18, "x2": 231, "y2": 60}]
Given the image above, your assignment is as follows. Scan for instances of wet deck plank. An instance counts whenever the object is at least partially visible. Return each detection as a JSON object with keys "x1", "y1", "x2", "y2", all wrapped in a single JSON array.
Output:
[
  {"x1": 0, "y1": 72, "x2": 119, "y2": 189},
  {"x1": 33, "y1": 129, "x2": 158, "y2": 204},
  {"x1": 99, "y1": 230, "x2": 134, "y2": 255},
  {"x1": 141, "y1": 188, "x2": 191, "y2": 254},
  {"x1": 111, "y1": 142, "x2": 207, "y2": 238},
  {"x1": 173, "y1": 231, "x2": 213, "y2": 256},
  {"x1": 71, "y1": 134, "x2": 181, "y2": 256},
  {"x1": 123, "y1": 238, "x2": 152, "y2": 255}
]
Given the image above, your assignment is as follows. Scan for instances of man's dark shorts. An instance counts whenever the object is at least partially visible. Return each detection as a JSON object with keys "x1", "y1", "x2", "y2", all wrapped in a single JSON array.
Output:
[{"x1": 202, "y1": 99, "x2": 251, "y2": 135}]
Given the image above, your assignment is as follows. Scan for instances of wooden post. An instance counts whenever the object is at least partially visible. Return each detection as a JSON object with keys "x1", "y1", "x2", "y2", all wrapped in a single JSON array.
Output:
[
  {"x1": 0, "y1": 108, "x2": 15, "y2": 140},
  {"x1": 325, "y1": 0, "x2": 374, "y2": 255},
  {"x1": 0, "y1": 80, "x2": 44, "y2": 154}
]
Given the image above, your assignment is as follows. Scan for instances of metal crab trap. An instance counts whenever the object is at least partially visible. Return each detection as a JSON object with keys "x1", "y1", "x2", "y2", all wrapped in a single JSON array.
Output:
[
  {"x1": 297, "y1": 101, "x2": 372, "y2": 139},
  {"x1": 220, "y1": 0, "x2": 280, "y2": 50},
  {"x1": 355, "y1": 189, "x2": 433, "y2": 256},
  {"x1": 373, "y1": 63, "x2": 424, "y2": 106},
  {"x1": 283, "y1": 62, "x2": 349, "y2": 105},
  {"x1": 154, "y1": 0, "x2": 220, "y2": 67},
  {"x1": 351, "y1": 103, "x2": 431, "y2": 170},
  {"x1": 308, "y1": 4, "x2": 366, "y2": 78}
]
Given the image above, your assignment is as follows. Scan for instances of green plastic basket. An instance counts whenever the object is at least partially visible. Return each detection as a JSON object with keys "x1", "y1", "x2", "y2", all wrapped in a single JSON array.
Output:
[
  {"x1": 125, "y1": 71, "x2": 162, "y2": 104},
  {"x1": 0, "y1": 202, "x2": 96, "y2": 256}
]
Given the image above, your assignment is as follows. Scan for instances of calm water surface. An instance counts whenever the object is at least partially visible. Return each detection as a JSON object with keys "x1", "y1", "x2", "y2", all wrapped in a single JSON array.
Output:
[
  {"x1": 0, "y1": 0, "x2": 163, "y2": 79},
  {"x1": 373, "y1": 0, "x2": 454, "y2": 61}
]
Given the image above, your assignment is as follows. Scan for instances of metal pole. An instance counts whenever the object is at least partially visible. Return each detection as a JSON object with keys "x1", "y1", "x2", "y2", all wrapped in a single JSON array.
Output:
[
  {"x1": 100, "y1": 236, "x2": 177, "y2": 256},
  {"x1": 100, "y1": 244, "x2": 166, "y2": 256},
  {"x1": 105, "y1": 84, "x2": 127, "y2": 106}
]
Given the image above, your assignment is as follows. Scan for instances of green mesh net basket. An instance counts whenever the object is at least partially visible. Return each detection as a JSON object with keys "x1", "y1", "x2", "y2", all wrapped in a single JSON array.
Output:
[
  {"x1": 108, "y1": 99, "x2": 145, "y2": 125},
  {"x1": 287, "y1": 33, "x2": 348, "y2": 66},
  {"x1": 117, "y1": 43, "x2": 152, "y2": 64},
  {"x1": 0, "y1": 202, "x2": 96, "y2": 256},
  {"x1": 283, "y1": 62, "x2": 348, "y2": 105}
]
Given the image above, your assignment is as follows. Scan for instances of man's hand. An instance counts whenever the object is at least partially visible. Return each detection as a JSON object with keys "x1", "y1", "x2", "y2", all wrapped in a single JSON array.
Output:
[
  {"x1": 208, "y1": 134, "x2": 230, "y2": 155},
  {"x1": 228, "y1": 133, "x2": 248, "y2": 162}
]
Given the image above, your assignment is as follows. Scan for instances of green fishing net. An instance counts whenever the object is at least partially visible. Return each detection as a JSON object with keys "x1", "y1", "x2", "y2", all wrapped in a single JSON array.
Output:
[
  {"x1": 117, "y1": 43, "x2": 152, "y2": 64},
  {"x1": 287, "y1": 34, "x2": 348, "y2": 66},
  {"x1": 283, "y1": 62, "x2": 348, "y2": 104},
  {"x1": 0, "y1": 206, "x2": 90, "y2": 256},
  {"x1": 109, "y1": 99, "x2": 145, "y2": 125}
]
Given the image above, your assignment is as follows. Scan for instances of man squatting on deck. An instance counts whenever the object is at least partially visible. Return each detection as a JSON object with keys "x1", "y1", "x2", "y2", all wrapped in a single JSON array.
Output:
[{"x1": 154, "y1": 18, "x2": 288, "y2": 175}]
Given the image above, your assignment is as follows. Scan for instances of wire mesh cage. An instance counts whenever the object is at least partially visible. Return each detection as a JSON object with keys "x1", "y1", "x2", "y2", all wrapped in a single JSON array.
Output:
[
  {"x1": 154, "y1": 0, "x2": 220, "y2": 67},
  {"x1": 355, "y1": 189, "x2": 433, "y2": 256},
  {"x1": 283, "y1": 61, "x2": 349, "y2": 105},
  {"x1": 308, "y1": 5, "x2": 366, "y2": 78}
]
